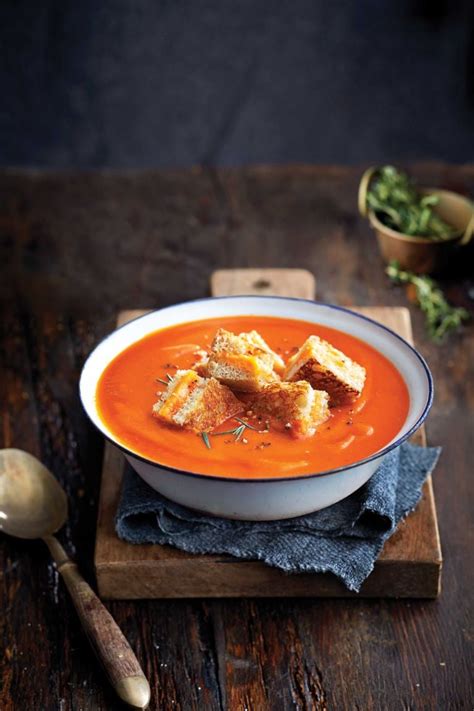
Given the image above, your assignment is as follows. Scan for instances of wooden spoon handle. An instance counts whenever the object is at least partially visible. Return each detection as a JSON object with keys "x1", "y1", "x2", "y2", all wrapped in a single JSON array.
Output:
[{"x1": 44, "y1": 535, "x2": 150, "y2": 709}]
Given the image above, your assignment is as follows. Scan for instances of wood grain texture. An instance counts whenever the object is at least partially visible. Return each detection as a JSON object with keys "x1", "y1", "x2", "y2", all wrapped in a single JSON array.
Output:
[
  {"x1": 211, "y1": 268, "x2": 316, "y2": 298},
  {"x1": 95, "y1": 303, "x2": 441, "y2": 600},
  {"x1": 1, "y1": 165, "x2": 473, "y2": 710}
]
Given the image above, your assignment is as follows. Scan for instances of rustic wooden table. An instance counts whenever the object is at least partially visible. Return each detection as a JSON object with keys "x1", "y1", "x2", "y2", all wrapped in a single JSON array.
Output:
[{"x1": 1, "y1": 165, "x2": 473, "y2": 710}]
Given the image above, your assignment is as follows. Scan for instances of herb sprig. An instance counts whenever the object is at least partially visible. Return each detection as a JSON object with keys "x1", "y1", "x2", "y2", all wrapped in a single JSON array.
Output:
[
  {"x1": 201, "y1": 432, "x2": 211, "y2": 449},
  {"x1": 367, "y1": 166, "x2": 457, "y2": 241},
  {"x1": 386, "y1": 261, "x2": 469, "y2": 341},
  {"x1": 156, "y1": 373, "x2": 174, "y2": 386},
  {"x1": 200, "y1": 417, "x2": 264, "y2": 448}
]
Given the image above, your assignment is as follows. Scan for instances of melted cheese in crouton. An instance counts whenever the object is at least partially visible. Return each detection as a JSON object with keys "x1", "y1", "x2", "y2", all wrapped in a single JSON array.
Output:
[
  {"x1": 200, "y1": 328, "x2": 282, "y2": 391},
  {"x1": 212, "y1": 328, "x2": 284, "y2": 372},
  {"x1": 153, "y1": 369, "x2": 242, "y2": 432},
  {"x1": 250, "y1": 381, "x2": 330, "y2": 438},
  {"x1": 202, "y1": 353, "x2": 279, "y2": 392},
  {"x1": 284, "y1": 335, "x2": 366, "y2": 406}
]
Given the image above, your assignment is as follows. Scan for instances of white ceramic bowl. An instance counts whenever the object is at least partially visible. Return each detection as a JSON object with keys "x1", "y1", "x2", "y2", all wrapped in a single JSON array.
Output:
[{"x1": 80, "y1": 297, "x2": 433, "y2": 520}]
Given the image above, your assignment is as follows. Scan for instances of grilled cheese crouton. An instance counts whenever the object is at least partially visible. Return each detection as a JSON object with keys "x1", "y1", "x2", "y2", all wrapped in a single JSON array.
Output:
[
  {"x1": 152, "y1": 369, "x2": 242, "y2": 432},
  {"x1": 199, "y1": 328, "x2": 282, "y2": 392},
  {"x1": 250, "y1": 381, "x2": 330, "y2": 438},
  {"x1": 202, "y1": 352, "x2": 279, "y2": 392},
  {"x1": 212, "y1": 328, "x2": 285, "y2": 373},
  {"x1": 284, "y1": 335, "x2": 366, "y2": 406}
]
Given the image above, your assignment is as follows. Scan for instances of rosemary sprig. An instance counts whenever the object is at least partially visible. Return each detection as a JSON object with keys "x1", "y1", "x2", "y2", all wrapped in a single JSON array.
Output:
[
  {"x1": 155, "y1": 373, "x2": 175, "y2": 386},
  {"x1": 233, "y1": 424, "x2": 247, "y2": 442},
  {"x1": 201, "y1": 432, "x2": 211, "y2": 449},
  {"x1": 200, "y1": 418, "x2": 265, "y2": 448},
  {"x1": 211, "y1": 427, "x2": 238, "y2": 437},
  {"x1": 234, "y1": 417, "x2": 261, "y2": 431},
  {"x1": 386, "y1": 261, "x2": 469, "y2": 342}
]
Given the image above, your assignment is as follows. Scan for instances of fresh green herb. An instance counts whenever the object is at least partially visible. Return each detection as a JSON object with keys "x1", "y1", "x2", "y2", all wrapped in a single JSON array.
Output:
[
  {"x1": 156, "y1": 373, "x2": 174, "y2": 386},
  {"x1": 386, "y1": 261, "x2": 469, "y2": 341},
  {"x1": 233, "y1": 424, "x2": 247, "y2": 442},
  {"x1": 367, "y1": 166, "x2": 457, "y2": 241},
  {"x1": 202, "y1": 417, "x2": 264, "y2": 448},
  {"x1": 201, "y1": 432, "x2": 211, "y2": 449},
  {"x1": 234, "y1": 417, "x2": 261, "y2": 431},
  {"x1": 211, "y1": 427, "x2": 243, "y2": 437}
]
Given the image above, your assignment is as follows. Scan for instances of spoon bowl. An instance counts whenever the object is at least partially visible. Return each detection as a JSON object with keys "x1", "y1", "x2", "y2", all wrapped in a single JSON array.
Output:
[{"x1": 0, "y1": 449, "x2": 67, "y2": 539}]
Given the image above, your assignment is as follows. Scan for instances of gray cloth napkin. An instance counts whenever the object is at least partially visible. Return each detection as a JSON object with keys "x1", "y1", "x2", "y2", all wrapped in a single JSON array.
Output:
[{"x1": 116, "y1": 443, "x2": 440, "y2": 592}]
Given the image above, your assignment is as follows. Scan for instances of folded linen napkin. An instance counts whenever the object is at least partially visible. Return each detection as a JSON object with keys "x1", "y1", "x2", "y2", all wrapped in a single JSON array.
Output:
[{"x1": 115, "y1": 443, "x2": 440, "y2": 592}]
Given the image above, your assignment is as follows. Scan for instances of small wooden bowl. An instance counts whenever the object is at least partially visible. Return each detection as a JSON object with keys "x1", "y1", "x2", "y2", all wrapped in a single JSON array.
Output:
[{"x1": 358, "y1": 167, "x2": 474, "y2": 273}]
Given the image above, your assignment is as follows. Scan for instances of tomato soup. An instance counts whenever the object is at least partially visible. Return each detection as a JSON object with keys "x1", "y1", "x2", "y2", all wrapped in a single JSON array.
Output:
[{"x1": 96, "y1": 316, "x2": 409, "y2": 479}]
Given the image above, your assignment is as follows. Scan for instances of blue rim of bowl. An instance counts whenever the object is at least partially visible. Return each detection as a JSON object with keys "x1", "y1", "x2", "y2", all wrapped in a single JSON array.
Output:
[{"x1": 79, "y1": 296, "x2": 434, "y2": 483}]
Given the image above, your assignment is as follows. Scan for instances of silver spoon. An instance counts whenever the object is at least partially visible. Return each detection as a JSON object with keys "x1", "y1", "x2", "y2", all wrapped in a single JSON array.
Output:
[{"x1": 0, "y1": 448, "x2": 151, "y2": 709}]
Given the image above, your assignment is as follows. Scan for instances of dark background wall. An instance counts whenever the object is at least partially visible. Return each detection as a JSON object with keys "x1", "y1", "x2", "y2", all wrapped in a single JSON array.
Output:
[{"x1": 1, "y1": 0, "x2": 473, "y2": 168}]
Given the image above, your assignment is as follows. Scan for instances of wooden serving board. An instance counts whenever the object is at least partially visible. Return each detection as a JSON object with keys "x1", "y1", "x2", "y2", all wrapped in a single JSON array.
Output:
[{"x1": 94, "y1": 269, "x2": 442, "y2": 599}]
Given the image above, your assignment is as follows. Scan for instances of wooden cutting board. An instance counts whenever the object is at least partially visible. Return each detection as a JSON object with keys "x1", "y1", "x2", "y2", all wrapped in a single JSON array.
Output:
[{"x1": 94, "y1": 269, "x2": 442, "y2": 599}]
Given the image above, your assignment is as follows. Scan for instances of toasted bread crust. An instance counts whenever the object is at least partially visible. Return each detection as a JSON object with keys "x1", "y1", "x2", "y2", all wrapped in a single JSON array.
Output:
[
  {"x1": 250, "y1": 380, "x2": 330, "y2": 438},
  {"x1": 211, "y1": 328, "x2": 284, "y2": 371},
  {"x1": 284, "y1": 336, "x2": 366, "y2": 406},
  {"x1": 202, "y1": 352, "x2": 279, "y2": 392},
  {"x1": 290, "y1": 360, "x2": 360, "y2": 406},
  {"x1": 153, "y1": 370, "x2": 242, "y2": 432},
  {"x1": 201, "y1": 329, "x2": 281, "y2": 392},
  {"x1": 184, "y1": 377, "x2": 243, "y2": 431}
]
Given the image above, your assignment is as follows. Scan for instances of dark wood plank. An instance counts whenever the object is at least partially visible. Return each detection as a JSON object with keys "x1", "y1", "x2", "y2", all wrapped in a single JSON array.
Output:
[{"x1": 1, "y1": 165, "x2": 473, "y2": 710}]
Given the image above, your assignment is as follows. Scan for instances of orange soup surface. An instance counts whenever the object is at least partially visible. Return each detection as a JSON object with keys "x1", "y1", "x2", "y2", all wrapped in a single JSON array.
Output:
[{"x1": 96, "y1": 316, "x2": 409, "y2": 479}]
